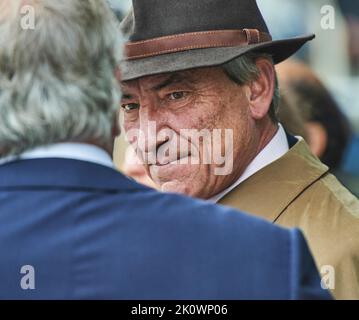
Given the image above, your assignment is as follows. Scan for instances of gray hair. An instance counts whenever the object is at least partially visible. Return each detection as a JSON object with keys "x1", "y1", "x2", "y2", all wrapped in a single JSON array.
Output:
[
  {"x1": 222, "y1": 53, "x2": 280, "y2": 123},
  {"x1": 0, "y1": 0, "x2": 123, "y2": 156}
]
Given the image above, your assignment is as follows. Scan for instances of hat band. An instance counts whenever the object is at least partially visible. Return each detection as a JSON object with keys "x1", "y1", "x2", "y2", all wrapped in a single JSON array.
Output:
[{"x1": 125, "y1": 29, "x2": 272, "y2": 60}]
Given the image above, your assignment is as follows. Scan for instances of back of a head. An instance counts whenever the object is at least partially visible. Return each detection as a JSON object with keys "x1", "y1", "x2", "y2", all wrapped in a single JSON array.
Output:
[
  {"x1": 277, "y1": 60, "x2": 352, "y2": 169},
  {"x1": 277, "y1": 93, "x2": 308, "y2": 141},
  {"x1": 0, "y1": 0, "x2": 123, "y2": 157}
]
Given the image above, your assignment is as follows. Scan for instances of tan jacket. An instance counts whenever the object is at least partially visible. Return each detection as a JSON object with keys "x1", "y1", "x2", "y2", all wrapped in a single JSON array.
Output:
[{"x1": 219, "y1": 139, "x2": 359, "y2": 299}]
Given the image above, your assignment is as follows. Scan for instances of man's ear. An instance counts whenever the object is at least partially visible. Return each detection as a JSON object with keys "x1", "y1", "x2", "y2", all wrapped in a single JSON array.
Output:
[{"x1": 248, "y1": 58, "x2": 275, "y2": 120}]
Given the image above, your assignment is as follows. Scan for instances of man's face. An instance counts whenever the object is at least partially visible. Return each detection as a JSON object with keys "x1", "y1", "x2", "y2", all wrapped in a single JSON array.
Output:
[{"x1": 121, "y1": 67, "x2": 259, "y2": 199}]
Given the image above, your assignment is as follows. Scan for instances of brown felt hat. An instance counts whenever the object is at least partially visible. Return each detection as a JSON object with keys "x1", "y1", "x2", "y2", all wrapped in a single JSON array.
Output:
[{"x1": 120, "y1": 0, "x2": 315, "y2": 81}]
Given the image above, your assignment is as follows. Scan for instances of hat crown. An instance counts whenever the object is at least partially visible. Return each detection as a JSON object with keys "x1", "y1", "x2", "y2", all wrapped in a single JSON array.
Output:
[{"x1": 128, "y1": 0, "x2": 270, "y2": 41}]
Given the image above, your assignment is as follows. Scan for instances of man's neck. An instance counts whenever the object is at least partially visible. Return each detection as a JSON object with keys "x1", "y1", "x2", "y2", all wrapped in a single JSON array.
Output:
[{"x1": 255, "y1": 121, "x2": 279, "y2": 157}]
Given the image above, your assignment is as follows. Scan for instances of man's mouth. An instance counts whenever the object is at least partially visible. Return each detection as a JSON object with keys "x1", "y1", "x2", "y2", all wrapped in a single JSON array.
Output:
[{"x1": 152, "y1": 154, "x2": 190, "y2": 167}]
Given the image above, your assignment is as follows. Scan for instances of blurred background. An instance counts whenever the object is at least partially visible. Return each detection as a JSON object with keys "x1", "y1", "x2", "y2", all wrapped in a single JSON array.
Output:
[
  {"x1": 111, "y1": 0, "x2": 359, "y2": 196},
  {"x1": 108, "y1": 0, "x2": 130, "y2": 20},
  {"x1": 258, "y1": 0, "x2": 359, "y2": 128}
]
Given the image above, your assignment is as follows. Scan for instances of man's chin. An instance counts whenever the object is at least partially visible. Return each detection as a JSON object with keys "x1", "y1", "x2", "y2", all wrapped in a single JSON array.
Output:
[
  {"x1": 160, "y1": 180, "x2": 191, "y2": 195},
  {"x1": 149, "y1": 163, "x2": 205, "y2": 197}
]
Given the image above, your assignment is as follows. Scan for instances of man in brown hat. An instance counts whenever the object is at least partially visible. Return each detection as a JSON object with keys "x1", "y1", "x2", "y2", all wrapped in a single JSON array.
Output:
[{"x1": 119, "y1": 0, "x2": 359, "y2": 299}]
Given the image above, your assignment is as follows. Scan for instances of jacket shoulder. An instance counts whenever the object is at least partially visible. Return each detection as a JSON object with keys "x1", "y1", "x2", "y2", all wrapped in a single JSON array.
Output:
[
  {"x1": 282, "y1": 171, "x2": 359, "y2": 225},
  {"x1": 320, "y1": 173, "x2": 359, "y2": 217},
  {"x1": 117, "y1": 192, "x2": 329, "y2": 299},
  {"x1": 280, "y1": 173, "x2": 359, "y2": 299}
]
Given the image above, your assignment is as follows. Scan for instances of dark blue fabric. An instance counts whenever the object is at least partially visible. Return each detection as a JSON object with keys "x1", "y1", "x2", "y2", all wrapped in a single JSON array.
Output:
[
  {"x1": 286, "y1": 132, "x2": 298, "y2": 149},
  {"x1": 0, "y1": 159, "x2": 330, "y2": 299},
  {"x1": 342, "y1": 135, "x2": 359, "y2": 176}
]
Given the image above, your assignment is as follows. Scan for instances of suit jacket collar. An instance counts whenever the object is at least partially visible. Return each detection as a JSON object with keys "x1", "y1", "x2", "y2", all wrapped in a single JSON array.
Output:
[
  {"x1": 0, "y1": 143, "x2": 115, "y2": 169},
  {"x1": 0, "y1": 158, "x2": 143, "y2": 192},
  {"x1": 219, "y1": 139, "x2": 329, "y2": 222}
]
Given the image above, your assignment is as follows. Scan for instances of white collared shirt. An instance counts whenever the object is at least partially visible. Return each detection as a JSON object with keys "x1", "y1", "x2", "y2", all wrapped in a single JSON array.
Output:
[
  {"x1": 210, "y1": 124, "x2": 290, "y2": 203},
  {"x1": 0, "y1": 143, "x2": 115, "y2": 169}
]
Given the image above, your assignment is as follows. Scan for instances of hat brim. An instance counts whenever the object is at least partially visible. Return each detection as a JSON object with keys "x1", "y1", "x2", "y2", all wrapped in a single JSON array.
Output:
[{"x1": 121, "y1": 34, "x2": 315, "y2": 81}]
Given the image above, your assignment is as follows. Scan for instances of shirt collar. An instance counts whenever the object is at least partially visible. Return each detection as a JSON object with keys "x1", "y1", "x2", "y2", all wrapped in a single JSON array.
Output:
[
  {"x1": 0, "y1": 143, "x2": 115, "y2": 169},
  {"x1": 210, "y1": 124, "x2": 290, "y2": 203}
]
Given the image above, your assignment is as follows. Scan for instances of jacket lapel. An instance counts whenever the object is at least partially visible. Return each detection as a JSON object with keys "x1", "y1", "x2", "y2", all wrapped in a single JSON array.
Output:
[{"x1": 219, "y1": 139, "x2": 329, "y2": 222}]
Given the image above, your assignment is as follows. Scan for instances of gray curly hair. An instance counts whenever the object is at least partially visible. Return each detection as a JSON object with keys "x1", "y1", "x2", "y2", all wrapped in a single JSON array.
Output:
[{"x1": 0, "y1": 0, "x2": 123, "y2": 156}]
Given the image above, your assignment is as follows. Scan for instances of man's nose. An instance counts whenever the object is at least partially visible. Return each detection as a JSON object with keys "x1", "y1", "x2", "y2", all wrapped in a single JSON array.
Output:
[{"x1": 138, "y1": 104, "x2": 169, "y2": 154}]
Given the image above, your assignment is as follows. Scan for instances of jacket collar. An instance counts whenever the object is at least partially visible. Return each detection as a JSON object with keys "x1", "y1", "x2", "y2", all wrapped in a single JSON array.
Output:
[
  {"x1": 0, "y1": 158, "x2": 144, "y2": 192},
  {"x1": 218, "y1": 139, "x2": 329, "y2": 222},
  {"x1": 0, "y1": 143, "x2": 115, "y2": 168},
  {"x1": 211, "y1": 124, "x2": 289, "y2": 203}
]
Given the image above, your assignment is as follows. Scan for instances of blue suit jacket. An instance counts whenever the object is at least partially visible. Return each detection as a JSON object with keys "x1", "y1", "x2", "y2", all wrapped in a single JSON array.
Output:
[{"x1": 0, "y1": 159, "x2": 330, "y2": 299}]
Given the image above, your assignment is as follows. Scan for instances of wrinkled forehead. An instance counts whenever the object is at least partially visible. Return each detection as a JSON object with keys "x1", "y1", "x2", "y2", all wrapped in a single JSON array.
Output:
[
  {"x1": 121, "y1": 70, "x2": 191, "y2": 90},
  {"x1": 121, "y1": 66, "x2": 223, "y2": 92}
]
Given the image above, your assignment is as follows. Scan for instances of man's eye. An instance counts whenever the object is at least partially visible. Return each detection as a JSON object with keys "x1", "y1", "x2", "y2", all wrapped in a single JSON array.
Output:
[
  {"x1": 169, "y1": 92, "x2": 186, "y2": 100},
  {"x1": 122, "y1": 103, "x2": 140, "y2": 112}
]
